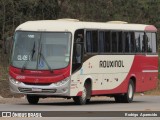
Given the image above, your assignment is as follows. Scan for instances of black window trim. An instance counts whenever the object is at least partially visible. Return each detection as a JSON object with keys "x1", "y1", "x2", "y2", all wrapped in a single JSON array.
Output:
[{"x1": 83, "y1": 29, "x2": 158, "y2": 55}]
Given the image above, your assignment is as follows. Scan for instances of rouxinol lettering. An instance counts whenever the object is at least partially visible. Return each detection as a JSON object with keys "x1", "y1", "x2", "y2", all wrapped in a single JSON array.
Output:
[{"x1": 99, "y1": 60, "x2": 124, "y2": 68}]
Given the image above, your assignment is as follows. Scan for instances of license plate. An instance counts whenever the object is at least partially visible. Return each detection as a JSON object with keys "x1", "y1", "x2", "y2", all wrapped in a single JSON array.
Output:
[{"x1": 32, "y1": 88, "x2": 42, "y2": 92}]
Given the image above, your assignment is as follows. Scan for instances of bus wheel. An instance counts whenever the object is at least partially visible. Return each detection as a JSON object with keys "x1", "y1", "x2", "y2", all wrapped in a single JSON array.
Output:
[
  {"x1": 124, "y1": 80, "x2": 135, "y2": 103},
  {"x1": 114, "y1": 80, "x2": 134, "y2": 103},
  {"x1": 26, "y1": 95, "x2": 39, "y2": 104},
  {"x1": 73, "y1": 83, "x2": 89, "y2": 105}
]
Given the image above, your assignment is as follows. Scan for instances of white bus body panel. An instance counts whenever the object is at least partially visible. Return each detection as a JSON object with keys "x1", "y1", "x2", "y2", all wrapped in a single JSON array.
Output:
[{"x1": 70, "y1": 55, "x2": 134, "y2": 96}]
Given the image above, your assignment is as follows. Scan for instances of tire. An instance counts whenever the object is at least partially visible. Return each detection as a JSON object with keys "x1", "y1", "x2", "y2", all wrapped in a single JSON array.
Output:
[
  {"x1": 27, "y1": 95, "x2": 39, "y2": 104},
  {"x1": 114, "y1": 80, "x2": 135, "y2": 103},
  {"x1": 124, "y1": 80, "x2": 135, "y2": 103},
  {"x1": 73, "y1": 83, "x2": 90, "y2": 105}
]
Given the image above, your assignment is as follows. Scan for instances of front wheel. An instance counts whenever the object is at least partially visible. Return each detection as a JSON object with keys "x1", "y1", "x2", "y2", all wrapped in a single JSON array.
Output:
[
  {"x1": 73, "y1": 83, "x2": 90, "y2": 105},
  {"x1": 26, "y1": 95, "x2": 39, "y2": 104},
  {"x1": 115, "y1": 80, "x2": 135, "y2": 103}
]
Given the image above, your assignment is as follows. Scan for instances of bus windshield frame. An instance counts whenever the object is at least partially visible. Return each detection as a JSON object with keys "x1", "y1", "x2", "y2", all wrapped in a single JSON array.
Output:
[{"x1": 11, "y1": 31, "x2": 72, "y2": 70}]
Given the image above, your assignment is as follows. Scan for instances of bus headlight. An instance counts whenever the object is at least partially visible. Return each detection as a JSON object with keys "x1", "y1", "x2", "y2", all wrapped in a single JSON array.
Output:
[
  {"x1": 54, "y1": 77, "x2": 70, "y2": 86},
  {"x1": 9, "y1": 76, "x2": 21, "y2": 85}
]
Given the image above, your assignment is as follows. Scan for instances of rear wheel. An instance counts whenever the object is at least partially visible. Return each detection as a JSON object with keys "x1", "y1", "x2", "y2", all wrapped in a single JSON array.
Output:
[
  {"x1": 27, "y1": 95, "x2": 39, "y2": 104},
  {"x1": 114, "y1": 80, "x2": 135, "y2": 103},
  {"x1": 73, "y1": 82, "x2": 91, "y2": 105}
]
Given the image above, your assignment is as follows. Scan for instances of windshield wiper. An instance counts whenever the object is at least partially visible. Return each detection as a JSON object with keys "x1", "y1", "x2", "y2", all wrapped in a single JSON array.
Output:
[
  {"x1": 38, "y1": 44, "x2": 53, "y2": 73},
  {"x1": 21, "y1": 41, "x2": 35, "y2": 72}
]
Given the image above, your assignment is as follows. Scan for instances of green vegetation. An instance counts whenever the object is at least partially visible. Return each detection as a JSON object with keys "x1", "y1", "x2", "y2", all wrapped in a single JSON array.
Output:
[{"x1": 0, "y1": 0, "x2": 160, "y2": 39}]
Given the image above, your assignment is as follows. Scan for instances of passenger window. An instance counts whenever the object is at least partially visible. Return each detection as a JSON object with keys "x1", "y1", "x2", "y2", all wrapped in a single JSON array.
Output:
[
  {"x1": 105, "y1": 31, "x2": 111, "y2": 52},
  {"x1": 86, "y1": 31, "x2": 92, "y2": 52},
  {"x1": 124, "y1": 32, "x2": 130, "y2": 52},
  {"x1": 145, "y1": 33, "x2": 152, "y2": 53},
  {"x1": 92, "y1": 31, "x2": 98, "y2": 53},
  {"x1": 99, "y1": 31, "x2": 105, "y2": 52},
  {"x1": 135, "y1": 32, "x2": 157, "y2": 54},
  {"x1": 152, "y1": 33, "x2": 157, "y2": 53},
  {"x1": 124, "y1": 32, "x2": 135, "y2": 53},
  {"x1": 86, "y1": 31, "x2": 98, "y2": 53},
  {"x1": 135, "y1": 32, "x2": 144, "y2": 52},
  {"x1": 112, "y1": 32, "x2": 118, "y2": 52},
  {"x1": 118, "y1": 32, "x2": 123, "y2": 52}
]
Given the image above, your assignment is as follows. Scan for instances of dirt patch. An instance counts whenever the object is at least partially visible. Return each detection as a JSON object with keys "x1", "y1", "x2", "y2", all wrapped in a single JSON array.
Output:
[
  {"x1": 0, "y1": 80, "x2": 23, "y2": 98},
  {"x1": 145, "y1": 90, "x2": 160, "y2": 95}
]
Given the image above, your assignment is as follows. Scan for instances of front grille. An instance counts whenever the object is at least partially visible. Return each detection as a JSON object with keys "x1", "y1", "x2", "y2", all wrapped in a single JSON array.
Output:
[
  {"x1": 23, "y1": 82, "x2": 51, "y2": 86},
  {"x1": 18, "y1": 87, "x2": 57, "y2": 93}
]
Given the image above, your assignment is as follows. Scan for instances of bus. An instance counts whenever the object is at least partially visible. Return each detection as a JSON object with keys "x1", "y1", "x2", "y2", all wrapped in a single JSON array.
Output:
[{"x1": 9, "y1": 19, "x2": 158, "y2": 105}]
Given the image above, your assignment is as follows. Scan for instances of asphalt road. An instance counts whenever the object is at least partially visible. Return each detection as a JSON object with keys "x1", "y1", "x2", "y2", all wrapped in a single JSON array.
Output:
[
  {"x1": 0, "y1": 96, "x2": 160, "y2": 111},
  {"x1": 0, "y1": 96, "x2": 160, "y2": 120}
]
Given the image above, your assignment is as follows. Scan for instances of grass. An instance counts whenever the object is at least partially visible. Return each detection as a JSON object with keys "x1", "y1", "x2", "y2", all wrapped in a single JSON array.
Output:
[
  {"x1": 0, "y1": 64, "x2": 9, "y2": 81},
  {"x1": 0, "y1": 49, "x2": 9, "y2": 81},
  {"x1": 145, "y1": 81, "x2": 160, "y2": 95}
]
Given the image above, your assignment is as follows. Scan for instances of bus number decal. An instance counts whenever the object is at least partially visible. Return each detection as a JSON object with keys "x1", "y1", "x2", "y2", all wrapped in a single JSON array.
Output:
[
  {"x1": 17, "y1": 55, "x2": 30, "y2": 61},
  {"x1": 16, "y1": 75, "x2": 25, "y2": 79}
]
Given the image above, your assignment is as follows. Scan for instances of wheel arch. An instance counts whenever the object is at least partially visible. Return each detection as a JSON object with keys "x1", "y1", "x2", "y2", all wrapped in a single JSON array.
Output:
[
  {"x1": 84, "y1": 78, "x2": 92, "y2": 98},
  {"x1": 84, "y1": 78, "x2": 92, "y2": 85},
  {"x1": 84, "y1": 78, "x2": 92, "y2": 91}
]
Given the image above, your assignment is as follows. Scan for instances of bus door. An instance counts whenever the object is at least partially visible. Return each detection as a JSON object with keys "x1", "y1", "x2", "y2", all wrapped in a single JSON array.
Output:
[{"x1": 72, "y1": 29, "x2": 84, "y2": 74}]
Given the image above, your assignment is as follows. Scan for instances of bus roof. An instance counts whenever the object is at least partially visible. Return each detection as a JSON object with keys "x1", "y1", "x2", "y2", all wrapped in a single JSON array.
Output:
[{"x1": 16, "y1": 19, "x2": 157, "y2": 32}]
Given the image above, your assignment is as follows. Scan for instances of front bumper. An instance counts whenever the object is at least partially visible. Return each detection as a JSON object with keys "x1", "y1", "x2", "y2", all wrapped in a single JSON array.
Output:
[{"x1": 9, "y1": 78, "x2": 70, "y2": 96}]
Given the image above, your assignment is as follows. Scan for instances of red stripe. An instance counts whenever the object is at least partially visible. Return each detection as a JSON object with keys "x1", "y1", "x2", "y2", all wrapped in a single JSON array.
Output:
[{"x1": 9, "y1": 65, "x2": 70, "y2": 83}]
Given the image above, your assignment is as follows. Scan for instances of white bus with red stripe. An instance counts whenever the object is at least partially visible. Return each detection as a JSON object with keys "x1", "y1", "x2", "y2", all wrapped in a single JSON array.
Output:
[{"x1": 9, "y1": 19, "x2": 158, "y2": 105}]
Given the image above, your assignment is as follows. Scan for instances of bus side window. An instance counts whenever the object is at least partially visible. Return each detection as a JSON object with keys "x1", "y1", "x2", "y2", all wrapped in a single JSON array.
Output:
[
  {"x1": 124, "y1": 32, "x2": 135, "y2": 53},
  {"x1": 124, "y1": 32, "x2": 130, "y2": 52},
  {"x1": 92, "y1": 31, "x2": 98, "y2": 53},
  {"x1": 130, "y1": 32, "x2": 135, "y2": 53},
  {"x1": 111, "y1": 32, "x2": 118, "y2": 52},
  {"x1": 86, "y1": 31, "x2": 98, "y2": 53},
  {"x1": 135, "y1": 32, "x2": 144, "y2": 53},
  {"x1": 151, "y1": 33, "x2": 157, "y2": 53},
  {"x1": 145, "y1": 32, "x2": 152, "y2": 53},
  {"x1": 105, "y1": 31, "x2": 111, "y2": 53},
  {"x1": 143, "y1": 32, "x2": 157, "y2": 53},
  {"x1": 86, "y1": 31, "x2": 92, "y2": 53},
  {"x1": 99, "y1": 31, "x2": 105, "y2": 52},
  {"x1": 118, "y1": 32, "x2": 123, "y2": 53}
]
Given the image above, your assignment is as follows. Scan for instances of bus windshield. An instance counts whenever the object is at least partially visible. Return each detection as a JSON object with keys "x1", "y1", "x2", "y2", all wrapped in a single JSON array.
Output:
[{"x1": 11, "y1": 31, "x2": 71, "y2": 70}]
